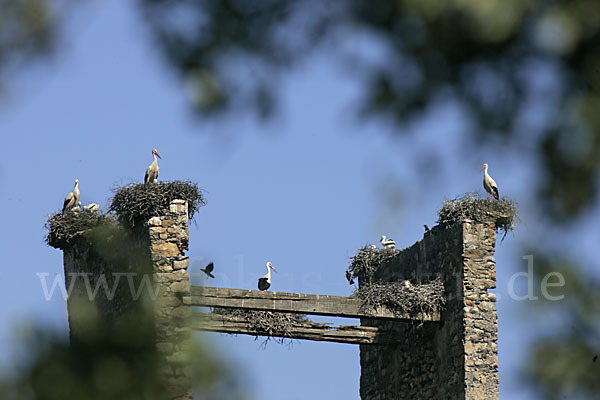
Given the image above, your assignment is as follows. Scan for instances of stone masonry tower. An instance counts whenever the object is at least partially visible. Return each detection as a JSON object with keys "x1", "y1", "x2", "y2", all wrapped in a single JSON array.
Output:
[
  {"x1": 60, "y1": 199, "x2": 193, "y2": 400},
  {"x1": 359, "y1": 219, "x2": 499, "y2": 399}
]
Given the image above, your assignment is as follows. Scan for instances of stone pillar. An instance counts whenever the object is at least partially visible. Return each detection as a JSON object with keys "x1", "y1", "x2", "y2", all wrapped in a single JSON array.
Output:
[
  {"x1": 148, "y1": 199, "x2": 193, "y2": 400},
  {"x1": 359, "y1": 220, "x2": 499, "y2": 399},
  {"x1": 60, "y1": 199, "x2": 194, "y2": 399}
]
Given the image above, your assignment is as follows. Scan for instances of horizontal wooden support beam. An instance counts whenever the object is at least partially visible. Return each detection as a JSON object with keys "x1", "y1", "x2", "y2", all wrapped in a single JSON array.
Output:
[
  {"x1": 192, "y1": 312, "x2": 403, "y2": 345},
  {"x1": 191, "y1": 286, "x2": 439, "y2": 322}
]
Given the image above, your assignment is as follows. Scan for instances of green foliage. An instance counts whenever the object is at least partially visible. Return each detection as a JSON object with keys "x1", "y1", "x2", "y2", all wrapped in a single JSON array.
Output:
[
  {"x1": 0, "y1": 326, "x2": 247, "y2": 400},
  {"x1": 525, "y1": 254, "x2": 600, "y2": 399},
  {"x1": 0, "y1": 0, "x2": 57, "y2": 80},
  {"x1": 136, "y1": 0, "x2": 600, "y2": 221}
]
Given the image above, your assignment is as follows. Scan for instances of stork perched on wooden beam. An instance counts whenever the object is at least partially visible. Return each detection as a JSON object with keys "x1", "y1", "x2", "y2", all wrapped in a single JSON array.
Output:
[
  {"x1": 480, "y1": 163, "x2": 499, "y2": 200},
  {"x1": 62, "y1": 179, "x2": 80, "y2": 212},
  {"x1": 144, "y1": 149, "x2": 161, "y2": 184},
  {"x1": 258, "y1": 262, "x2": 277, "y2": 291}
]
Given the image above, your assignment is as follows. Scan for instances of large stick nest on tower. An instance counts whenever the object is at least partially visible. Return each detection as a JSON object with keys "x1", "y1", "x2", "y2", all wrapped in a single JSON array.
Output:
[
  {"x1": 348, "y1": 246, "x2": 400, "y2": 283},
  {"x1": 45, "y1": 210, "x2": 118, "y2": 249},
  {"x1": 356, "y1": 278, "x2": 445, "y2": 319},
  {"x1": 110, "y1": 181, "x2": 205, "y2": 227},
  {"x1": 437, "y1": 192, "x2": 517, "y2": 235},
  {"x1": 212, "y1": 308, "x2": 307, "y2": 346}
]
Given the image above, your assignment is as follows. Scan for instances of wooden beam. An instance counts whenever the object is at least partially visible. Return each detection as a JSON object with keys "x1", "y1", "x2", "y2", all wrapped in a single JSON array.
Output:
[
  {"x1": 191, "y1": 286, "x2": 440, "y2": 322},
  {"x1": 192, "y1": 312, "x2": 403, "y2": 345}
]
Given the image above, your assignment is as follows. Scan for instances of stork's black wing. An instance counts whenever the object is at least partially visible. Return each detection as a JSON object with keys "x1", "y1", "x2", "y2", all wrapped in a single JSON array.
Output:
[{"x1": 258, "y1": 278, "x2": 270, "y2": 291}]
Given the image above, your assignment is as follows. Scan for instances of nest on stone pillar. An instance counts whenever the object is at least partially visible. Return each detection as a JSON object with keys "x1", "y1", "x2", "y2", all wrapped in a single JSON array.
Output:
[
  {"x1": 45, "y1": 211, "x2": 117, "y2": 249},
  {"x1": 437, "y1": 192, "x2": 518, "y2": 237},
  {"x1": 110, "y1": 180, "x2": 206, "y2": 227},
  {"x1": 355, "y1": 278, "x2": 445, "y2": 320},
  {"x1": 211, "y1": 308, "x2": 308, "y2": 347}
]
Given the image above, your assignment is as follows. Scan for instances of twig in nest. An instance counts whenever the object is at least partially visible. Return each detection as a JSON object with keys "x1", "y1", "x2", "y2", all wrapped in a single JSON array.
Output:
[
  {"x1": 110, "y1": 181, "x2": 205, "y2": 227},
  {"x1": 437, "y1": 192, "x2": 518, "y2": 239},
  {"x1": 212, "y1": 308, "x2": 307, "y2": 347},
  {"x1": 355, "y1": 278, "x2": 445, "y2": 321}
]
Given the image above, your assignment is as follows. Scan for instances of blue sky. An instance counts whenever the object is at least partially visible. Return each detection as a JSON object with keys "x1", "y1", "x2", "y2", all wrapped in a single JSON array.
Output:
[{"x1": 0, "y1": 1, "x2": 579, "y2": 399}]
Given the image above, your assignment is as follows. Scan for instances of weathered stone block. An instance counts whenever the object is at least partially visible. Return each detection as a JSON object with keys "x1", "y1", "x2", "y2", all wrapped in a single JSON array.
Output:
[
  {"x1": 151, "y1": 242, "x2": 179, "y2": 256},
  {"x1": 173, "y1": 259, "x2": 189, "y2": 270}
]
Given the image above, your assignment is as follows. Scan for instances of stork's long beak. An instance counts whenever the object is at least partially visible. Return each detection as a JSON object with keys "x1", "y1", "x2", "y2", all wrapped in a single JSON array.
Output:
[
  {"x1": 156, "y1": 152, "x2": 162, "y2": 159},
  {"x1": 270, "y1": 265, "x2": 278, "y2": 272},
  {"x1": 479, "y1": 166, "x2": 485, "y2": 172}
]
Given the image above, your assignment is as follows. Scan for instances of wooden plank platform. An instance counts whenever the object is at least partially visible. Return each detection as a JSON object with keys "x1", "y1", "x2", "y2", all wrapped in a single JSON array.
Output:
[
  {"x1": 192, "y1": 312, "x2": 403, "y2": 345},
  {"x1": 190, "y1": 286, "x2": 440, "y2": 322}
]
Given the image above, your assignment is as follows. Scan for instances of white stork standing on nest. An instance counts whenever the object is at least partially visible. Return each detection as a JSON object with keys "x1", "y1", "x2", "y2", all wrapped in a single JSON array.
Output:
[
  {"x1": 380, "y1": 235, "x2": 396, "y2": 249},
  {"x1": 83, "y1": 203, "x2": 99, "y2": 212},
  {"x1": 72, "y1": 201, "x2": 82, "y2": 212},
  {"x1": 480, "y1": 163, "x2": 499, "y2": 200},
  {"x1": 62, "y1": 179, "x2": 80, "y2": 212},
  {"x1": 144, "y1": 149, "x2": 162, "y2": 184},
  {"x1": 258, "y1": 262, "x2": 277, "y2": 291}
]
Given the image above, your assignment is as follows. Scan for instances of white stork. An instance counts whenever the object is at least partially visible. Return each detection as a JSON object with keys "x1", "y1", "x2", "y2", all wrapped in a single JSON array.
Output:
[
  {"x1": 72, "y1": 201, "x2": 82, "y2": 212},
  {"x1": 83, "y1": 203, "x2": 99, "y2": 212},
  {"x1": 144, "y1": 149, "x2": 162, "y2": 184},
  {"x1": 380, "y1": 235, "x2": 396, "y2": 250},
  {"x1": 62, "y1": 179, "x2": 80, "y2": 212},
  {"x1": 480, "y1": 163, "x2": 499, "y2": 200},
  {"x1": 258, "y1": 262, "x2": 277, "y2": 291}
]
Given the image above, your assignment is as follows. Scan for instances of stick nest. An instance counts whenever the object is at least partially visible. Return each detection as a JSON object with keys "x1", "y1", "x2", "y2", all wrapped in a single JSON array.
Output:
[
  {"x1": 348, "y1": 246, "x2": 400, "y2": 283},
  {"x1": 437, "y1": 192, "x2": 517, "y2": 235},
  {"x1": 212, "y1": 308, "x2": 307, "y2": 346},
  {"x1": 45, "y1": 211, "x2": 118, "y2": 249},
  {"x1": 109, "y1": 181, "x2": 205, "y2": 227},
  {"x1": 356, "y1": 278, "x2": 445, "y2": 319}
]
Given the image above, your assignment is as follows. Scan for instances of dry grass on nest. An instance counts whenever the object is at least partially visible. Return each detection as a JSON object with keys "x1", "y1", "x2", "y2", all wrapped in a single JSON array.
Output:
[
  {"x1": 109, "y1": 181, "x2": 205, "y2": 227},
  {"x1": 356, "y1": 278, "x2": 445, "y2": 319},
  {"x1": 212, "y1": 308, "x2": 307, "y2": 346},
  {"x1": 437, "y1": 192, "x2": 517, "y2": 236},
  {"x1": 348, "y1": 246, "x2": 400, "y2": 283},
  {"x1": 45, "y1": 211, "x2": 117, "y2": 249}
]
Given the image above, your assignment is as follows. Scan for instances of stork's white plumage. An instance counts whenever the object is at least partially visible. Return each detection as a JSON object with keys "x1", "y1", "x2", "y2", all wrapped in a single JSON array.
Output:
[
  {"x1": 480, "y1": 163, "x2": 499, "y2": 200},
  {"x1": 380, "y1": 235, "x2": 396, "y2": 249},
  {"x1": 62, "y1": 179, "x2": 80, "y2": 212},
  {"x1": 72, "y1": 201, "x2": 82, "y2": 212},
  {"x1": 258, "y1": 262, "x2": 277, "y2": 291},
  {"x1": 83, "y1": 203, "x2": 99, "y2": 212},
  {"x1": 144, "y1": 149, "x2": 161, "y2": 184}
]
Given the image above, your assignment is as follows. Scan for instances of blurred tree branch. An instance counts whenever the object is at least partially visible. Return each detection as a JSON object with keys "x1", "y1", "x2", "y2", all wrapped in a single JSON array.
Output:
[
  {"x1": 527, "y1": 254, "x2": 600, "y2": 399},
  {"x1": 0, "y1": 0, "x2": 57, "y2": 84},
  {"x1": 136, "y1": 0, "x2": 600, "y2": 221}
]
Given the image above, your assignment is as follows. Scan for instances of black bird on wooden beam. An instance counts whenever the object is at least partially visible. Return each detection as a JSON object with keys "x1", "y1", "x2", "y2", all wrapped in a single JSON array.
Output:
[
  {"x1": 258, "y1": 262, "x2": 277, "y2": 291},
  {"x1": 346, "y1": 270, "x2": 355, "y2": 286},
  {"x1": 201, "y1": 262, "x2": 215, "y2": 278}
]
